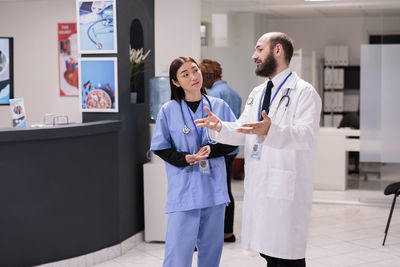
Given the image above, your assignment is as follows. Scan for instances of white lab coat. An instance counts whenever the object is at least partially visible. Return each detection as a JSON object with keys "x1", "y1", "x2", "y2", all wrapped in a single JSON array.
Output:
[{"x1": 210, "y1": 72, "x2": 321, "y2": 259}]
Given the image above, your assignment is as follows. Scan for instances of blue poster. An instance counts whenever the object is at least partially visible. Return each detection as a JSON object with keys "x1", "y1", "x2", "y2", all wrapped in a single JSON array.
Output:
[
  {"x1": 77, "y1": 0, "x2": 117, "y2": 53},
  {"x1": 79, "y1": 57, "x2": 118, "y2": 112}
]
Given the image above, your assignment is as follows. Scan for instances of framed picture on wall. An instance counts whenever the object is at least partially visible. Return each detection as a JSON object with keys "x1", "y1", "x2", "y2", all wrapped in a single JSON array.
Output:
[
  {"x1": 58, "y1": 23, "x2": 79, "y2": 96},
  {"x1": 79, "y1": 57, "x2": 118, "y2": 112},
  {"x1": 0, "y1": 37, "x2": 14, "y2": 105},
  {"x1": 76, "y1": 0, "x2": 117, "y2": 54}
]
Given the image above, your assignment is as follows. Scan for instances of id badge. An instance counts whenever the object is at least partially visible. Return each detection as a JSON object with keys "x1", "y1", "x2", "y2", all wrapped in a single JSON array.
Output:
[
  {"x1": 250, "y1": 143, "x2": 262, "y2": 159},
  {"x1": 199, "y1": 159, "x2": 210, "y2": 174}
]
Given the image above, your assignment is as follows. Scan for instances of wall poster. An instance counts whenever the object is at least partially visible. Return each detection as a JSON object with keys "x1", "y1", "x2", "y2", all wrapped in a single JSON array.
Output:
[
  {"x1": 58, "y1": 23, "x2": 79, "y2": 96},
  {"x1": 79, "y1": 57, "x2": 118, "y2": 112},
  {"x1": 76, "y1": 0, "x2": 117, "y2": 54}
]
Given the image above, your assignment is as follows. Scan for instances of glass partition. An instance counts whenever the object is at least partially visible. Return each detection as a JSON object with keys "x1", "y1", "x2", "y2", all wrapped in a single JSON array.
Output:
[{"x1": 201, "y1": 0, "x2": 400, "y2": 202}]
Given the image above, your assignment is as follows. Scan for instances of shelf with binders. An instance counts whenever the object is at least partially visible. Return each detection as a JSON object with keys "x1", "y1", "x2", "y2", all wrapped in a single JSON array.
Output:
[
  {"x1": 323, "y1": 65, "x2": 360, "y2": 90},
  {"x1": 322, "y1": 65, "x2": 360, "y2": 127}
]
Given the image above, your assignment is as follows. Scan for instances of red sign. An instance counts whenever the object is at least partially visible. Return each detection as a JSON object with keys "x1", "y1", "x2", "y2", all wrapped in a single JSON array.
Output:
[{"x1": 58, "y1": 23, "x2": 78, "y2": 96}]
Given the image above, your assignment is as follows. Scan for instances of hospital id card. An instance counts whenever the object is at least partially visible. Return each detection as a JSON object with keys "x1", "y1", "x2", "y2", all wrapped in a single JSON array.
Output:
[
  {"x1": 250, "y1": 143, "x2": 262, "y2": 159},
  {"x1": 199, "y1": 159, "x2": 210, "y2": 174}
]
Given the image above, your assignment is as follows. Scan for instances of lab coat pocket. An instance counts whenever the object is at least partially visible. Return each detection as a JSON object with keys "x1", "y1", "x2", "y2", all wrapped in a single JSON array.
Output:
[{"x1": 265, "y1": 168, "x2": 296, "y2": 201}]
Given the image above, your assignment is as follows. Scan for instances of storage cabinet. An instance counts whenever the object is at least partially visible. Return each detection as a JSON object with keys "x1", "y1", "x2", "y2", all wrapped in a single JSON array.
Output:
[{"x1": 323, "y1": 65, "x2": 360, "y2": 128}]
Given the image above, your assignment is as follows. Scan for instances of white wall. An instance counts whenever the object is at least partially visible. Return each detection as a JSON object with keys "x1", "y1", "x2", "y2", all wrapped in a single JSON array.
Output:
[
  {"x1": 201, "y1": 14, "x2": 400, "y2": 109},
  {"x1": 263, "y1": 15, "x2": 400, "y2": 66},
  {"x1": 0, "y1": 0, "x2": 80, "y2": 128},
  {"x1": 154, "y1": 0, "x2": 201, "y2": 76},
  {"x1": 201, "y1": 13, "x2": 267, "y2": 112},
  {"x1": 266, "y1": 16, "x2": 365, "y2": 65}
]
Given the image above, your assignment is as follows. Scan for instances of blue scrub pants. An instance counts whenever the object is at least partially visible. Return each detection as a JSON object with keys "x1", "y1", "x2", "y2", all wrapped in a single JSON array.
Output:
[{"x1": 163, "y1": 204, "x2": 225, "y2": 267}]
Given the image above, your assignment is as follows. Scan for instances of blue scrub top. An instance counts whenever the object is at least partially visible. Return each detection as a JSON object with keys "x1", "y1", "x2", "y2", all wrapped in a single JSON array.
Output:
[{"x1": 150, "y1": 95, "x2": 237, "y2": 213}]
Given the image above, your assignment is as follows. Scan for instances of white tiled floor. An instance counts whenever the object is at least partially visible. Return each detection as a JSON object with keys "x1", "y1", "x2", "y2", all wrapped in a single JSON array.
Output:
[{"x1": 95, "y1": 180, "x2": 400, "y2": 267}]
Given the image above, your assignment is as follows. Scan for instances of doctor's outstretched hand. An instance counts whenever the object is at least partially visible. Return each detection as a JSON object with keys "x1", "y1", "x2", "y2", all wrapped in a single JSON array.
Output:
[
  {"x1": 194, "y1": 106, "x2": 222, "y2": 132},
  {"x1": 238, "y1": 110, "x2": 271, "y2": 135},
  {"x1": 185, "y1": 145, "x2": 211, "y2": 165}
]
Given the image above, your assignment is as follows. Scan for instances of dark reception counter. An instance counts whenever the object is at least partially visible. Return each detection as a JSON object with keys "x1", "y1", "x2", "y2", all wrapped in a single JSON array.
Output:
[{"x1": 0, "y1": 121, "x2": 121, "y2": 267}]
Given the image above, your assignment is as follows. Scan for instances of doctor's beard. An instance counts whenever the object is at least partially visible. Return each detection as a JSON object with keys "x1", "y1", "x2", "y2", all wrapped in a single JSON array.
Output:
[{"x1": 255, "y1": 50, "x2": 277, "y2": 78}]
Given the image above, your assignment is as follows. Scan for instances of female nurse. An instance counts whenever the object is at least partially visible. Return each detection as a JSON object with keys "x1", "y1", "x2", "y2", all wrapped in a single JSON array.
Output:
[{"x1": 151, "y1": 56, "x2": 237, "y2": 267}]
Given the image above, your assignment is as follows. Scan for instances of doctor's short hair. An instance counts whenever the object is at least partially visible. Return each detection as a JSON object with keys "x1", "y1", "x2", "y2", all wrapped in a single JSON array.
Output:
[
  {"x1": 169, "y1": 56, "x2": 207, "y2": 102},
  {"x1": 199, "y1": 59, "x2": 222, "y2": 89},
  {"x1": 268, "y1": 32, "x2": 294, "y2": 64}
]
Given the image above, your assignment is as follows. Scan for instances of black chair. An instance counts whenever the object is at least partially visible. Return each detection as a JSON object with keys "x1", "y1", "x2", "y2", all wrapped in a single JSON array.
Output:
[{"x1": 382, "y1": 182, "x2": 400, "y2": 246}]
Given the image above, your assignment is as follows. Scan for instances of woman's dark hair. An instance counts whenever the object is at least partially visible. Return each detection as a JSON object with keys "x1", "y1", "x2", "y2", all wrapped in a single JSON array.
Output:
[{"x1": 169, "y1": 56, "x2": 206, "y2": 101}]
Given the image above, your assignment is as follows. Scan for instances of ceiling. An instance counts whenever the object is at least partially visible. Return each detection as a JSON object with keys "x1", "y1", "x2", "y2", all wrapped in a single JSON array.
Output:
[
  {"x1": 1, "y1": 0, "x2": 399, "y2": 18},
  {"x1": 202, "y1": 0, "x2": 400, "y2": 18}
]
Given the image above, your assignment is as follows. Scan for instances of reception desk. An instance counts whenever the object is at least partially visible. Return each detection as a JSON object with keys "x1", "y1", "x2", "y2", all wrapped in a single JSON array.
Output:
[
  {"x1": 313, "y1": 127, "x2": 360, "y2": 191},
  {"x1": 0, "y1": 121, "x2": 121, "y2": 267}
]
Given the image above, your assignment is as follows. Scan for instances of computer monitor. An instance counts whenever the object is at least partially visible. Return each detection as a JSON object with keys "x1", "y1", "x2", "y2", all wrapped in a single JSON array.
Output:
[
  {"x1": 0, "y1": 37, "x2": 14, "y2": 105},
  {"x1": 338, "y1": 111, "x2": 359, "y2": 129}
]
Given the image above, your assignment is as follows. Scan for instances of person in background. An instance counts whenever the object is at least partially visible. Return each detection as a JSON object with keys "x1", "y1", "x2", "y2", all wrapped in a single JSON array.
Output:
[
  {"x1": 150, "y1": 56, "x2": 238, "y2": 267},
  {"x1": 199, "y1": 59, "x2": 242, "y2": 243},
  {"x1": 195, "y1": 32, "x2": 321, "y2": 267}
]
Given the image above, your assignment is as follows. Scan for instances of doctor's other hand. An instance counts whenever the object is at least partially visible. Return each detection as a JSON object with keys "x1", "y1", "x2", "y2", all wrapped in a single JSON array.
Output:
[
  {"x1": 194, "y1": 106, "x2": 222, "y2": 132},
  {"x1": 185, "y1": 145, "x2": 211, "y2": 165},
  {"x1": 238, "y1": 110, "x2": 271, "y2": 135}
]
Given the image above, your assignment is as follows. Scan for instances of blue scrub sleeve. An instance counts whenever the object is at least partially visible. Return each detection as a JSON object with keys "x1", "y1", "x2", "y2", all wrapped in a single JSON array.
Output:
[
  {"x1": 150, "y1": 107, "x2": 173, "y2": 153},
  {"x1": 222, "y1": 101, "x2": 237, "y2": 123}
]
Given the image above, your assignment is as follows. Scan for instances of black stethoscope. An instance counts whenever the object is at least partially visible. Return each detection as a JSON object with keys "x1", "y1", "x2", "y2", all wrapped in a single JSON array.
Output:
[
  {"x1": 280, "y1": 88, "x2": 291, "y2": 107},
  {"x1": 180, "y1": 94, "x2": 212, "y2": 135}
]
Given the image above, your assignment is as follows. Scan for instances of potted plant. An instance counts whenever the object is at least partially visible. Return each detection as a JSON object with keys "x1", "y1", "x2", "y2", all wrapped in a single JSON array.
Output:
[{"x1": 129, "y1": 46, "x2": 150, "y2": 103}]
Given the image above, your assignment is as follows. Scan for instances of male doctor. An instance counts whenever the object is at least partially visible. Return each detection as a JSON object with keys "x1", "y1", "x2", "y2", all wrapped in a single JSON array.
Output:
[{"x1": 195, "y1": 32, "x2": 321, "y2": 266}]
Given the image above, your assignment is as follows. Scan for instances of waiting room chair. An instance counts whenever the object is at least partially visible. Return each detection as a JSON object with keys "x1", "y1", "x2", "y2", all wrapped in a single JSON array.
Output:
[{"x1": 382, "y1": 182, "x2": 400, "y2": 246}]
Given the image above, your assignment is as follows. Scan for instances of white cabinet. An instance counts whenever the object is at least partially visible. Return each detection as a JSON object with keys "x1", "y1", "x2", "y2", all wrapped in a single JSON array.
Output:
[
  {"x1": 143, "y1": 162, "x2": 168, "y2": 242},
  {"x1": 313, "y1": 127, "x2": 360, "y2": 190}
]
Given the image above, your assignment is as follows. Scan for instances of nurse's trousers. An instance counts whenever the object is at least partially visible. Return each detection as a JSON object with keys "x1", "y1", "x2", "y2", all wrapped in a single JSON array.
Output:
[{"x1": 162, "y1": 204, "x2": 225, "y2": 267}]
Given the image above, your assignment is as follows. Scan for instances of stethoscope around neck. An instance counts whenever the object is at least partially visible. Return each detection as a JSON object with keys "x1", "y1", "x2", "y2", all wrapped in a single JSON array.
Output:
[
  {"x1": 258, "y1": 72, "x2": 292, "y2": 121},
  {"x1": 180, "y1": 94, "x2": 212, "y2": 135}
]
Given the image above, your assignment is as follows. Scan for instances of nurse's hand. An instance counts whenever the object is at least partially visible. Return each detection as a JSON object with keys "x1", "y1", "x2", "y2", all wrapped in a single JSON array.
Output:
[
  {"x1": 194, "y1": 106, "x2": 222, "y2": 132},
  {"x1": 237, "y1": 110, "x2": 271, "y2": 135},
  {"x1": 185, "y1": 145, "x2": 211, "y2": 165}
]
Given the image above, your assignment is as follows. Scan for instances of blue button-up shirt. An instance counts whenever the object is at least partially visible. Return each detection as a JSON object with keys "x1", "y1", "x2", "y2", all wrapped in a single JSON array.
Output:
[{"x1": 208, "y1": 80, "x2": 242, "y2": 155}]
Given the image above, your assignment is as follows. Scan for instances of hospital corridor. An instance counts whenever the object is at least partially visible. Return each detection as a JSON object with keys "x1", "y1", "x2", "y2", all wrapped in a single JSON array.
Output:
[{"x1": 2, "y1": 0, "x2": 400, "y2": 266}]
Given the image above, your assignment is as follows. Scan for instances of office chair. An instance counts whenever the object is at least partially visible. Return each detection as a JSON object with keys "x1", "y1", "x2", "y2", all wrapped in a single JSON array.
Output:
[{"x1": 382, "y1": 182, "x2": 400, "y2": 246}]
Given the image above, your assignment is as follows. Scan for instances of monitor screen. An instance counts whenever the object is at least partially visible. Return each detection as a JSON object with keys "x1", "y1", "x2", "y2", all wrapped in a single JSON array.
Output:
[{"x1": 0, "y1": 37, "x2": 14, "y2": 105}]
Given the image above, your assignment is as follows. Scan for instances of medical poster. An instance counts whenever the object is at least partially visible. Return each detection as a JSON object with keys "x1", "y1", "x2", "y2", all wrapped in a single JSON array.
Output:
[
  {"x1": 79, "y1": 57, "x2": 118, "y2": 112},
  {"x1": 76, "y1": 0, "x2": 117, "y2": 54},
  {"x1": 9, "y1": 98, "x2": 27, "y2": 128},
  {"x1": 58, "y1": 23, "x2": 79, "y2": 96}
]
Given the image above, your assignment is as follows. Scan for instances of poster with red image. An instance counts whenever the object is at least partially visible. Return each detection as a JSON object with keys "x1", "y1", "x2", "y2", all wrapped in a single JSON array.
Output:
[{"x1": 58, "y1": 23, "x2": 79, "y2": 96}]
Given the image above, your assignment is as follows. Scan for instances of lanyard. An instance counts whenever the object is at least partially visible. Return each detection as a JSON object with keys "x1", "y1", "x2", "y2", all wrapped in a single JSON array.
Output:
[
  {"x1": 258, "y1": 72, "x2": 292, "y2": 121},
  {"x1": 187, "y1": 97, "x2": 204, "y2": 147}
]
